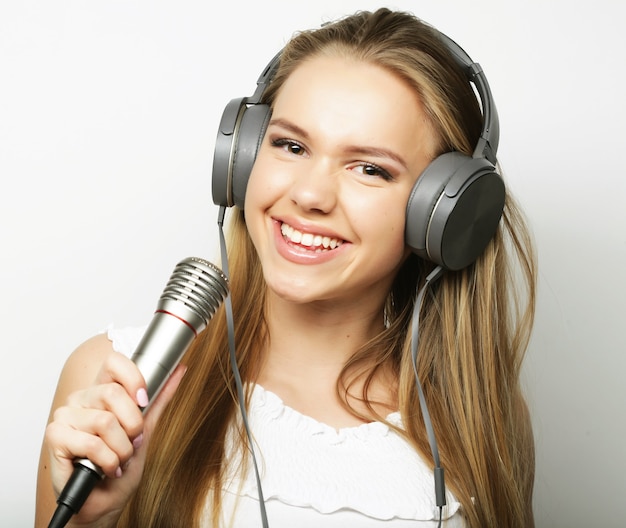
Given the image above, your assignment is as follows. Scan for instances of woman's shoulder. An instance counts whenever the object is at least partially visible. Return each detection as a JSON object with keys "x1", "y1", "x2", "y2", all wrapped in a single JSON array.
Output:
[{"x1": 60, "y1": 333, "x2": 116, "y2": 382}]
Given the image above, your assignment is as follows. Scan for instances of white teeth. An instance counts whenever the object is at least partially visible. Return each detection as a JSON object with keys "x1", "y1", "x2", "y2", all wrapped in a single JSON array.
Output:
[
  {"x1": 301, "y1": 233, "x2": 314, "y2": 246},
  {"x1": 280, "y1": 222, "x2": 343, "y2": 250}
]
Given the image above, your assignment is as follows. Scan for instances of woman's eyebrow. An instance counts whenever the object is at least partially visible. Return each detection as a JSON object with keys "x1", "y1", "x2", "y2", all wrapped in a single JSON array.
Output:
[
  {"x1": 268, "y1": 117, "x2": 407, "y2": 169},
  {"x1": 343, "y1": 145, "x2": 408, "y2": 169},
  {"x1": 267, "y1": 118, "x2": 310, "y2": 140}
]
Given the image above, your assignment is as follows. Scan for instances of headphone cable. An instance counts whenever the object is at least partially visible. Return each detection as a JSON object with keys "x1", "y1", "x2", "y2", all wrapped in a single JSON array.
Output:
[
  {"x1": 218, "y1": 207, "x2": 270, "y2": 528},
  {"x1": 411, "y1": 265, "x2": 446, "y2": 527}
]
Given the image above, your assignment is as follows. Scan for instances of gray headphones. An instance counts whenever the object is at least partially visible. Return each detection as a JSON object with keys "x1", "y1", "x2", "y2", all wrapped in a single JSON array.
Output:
[{"x1": 212, "y1": 33, "x2": 505, "y2": 271}]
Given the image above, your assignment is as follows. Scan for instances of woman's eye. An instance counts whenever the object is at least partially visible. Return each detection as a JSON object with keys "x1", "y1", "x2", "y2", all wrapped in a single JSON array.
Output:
[
  {"x1": 271, "y1": 138, "x2": 306, "y2": 156},
  {"x1": 354, "y1": 163, "x2": 393, "y2": 182}
]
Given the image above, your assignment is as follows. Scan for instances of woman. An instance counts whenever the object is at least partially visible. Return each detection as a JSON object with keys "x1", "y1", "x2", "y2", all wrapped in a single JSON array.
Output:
[{"x1": 36, "y1": 8, "x2": 536, "y2": 528}]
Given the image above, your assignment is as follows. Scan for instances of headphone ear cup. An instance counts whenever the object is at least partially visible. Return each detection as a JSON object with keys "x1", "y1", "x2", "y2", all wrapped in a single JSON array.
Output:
[
  {"x1": 230, "y1": 103, "x2": 272, "y2": 209},
  {"x1": 212, "y1": 99, "x2": 272, "y2": 208},
  {"x1": 406, "y1": 152, "x2": 505, "y2": 270}
]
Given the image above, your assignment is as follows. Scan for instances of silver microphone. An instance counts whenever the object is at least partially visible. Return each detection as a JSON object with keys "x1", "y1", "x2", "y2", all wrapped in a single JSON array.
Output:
[
  {"x1": 48, "y1": 257, "x2": 229, "y2": 528},
  {"x1": 131, "y1": 256, "x2": 229, "y2": 403}
]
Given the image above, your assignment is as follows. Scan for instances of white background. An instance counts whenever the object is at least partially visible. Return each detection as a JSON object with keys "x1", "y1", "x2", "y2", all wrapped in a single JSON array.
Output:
[{"x1": 1, "y1": 1, "x2": 624, "y2": 526}]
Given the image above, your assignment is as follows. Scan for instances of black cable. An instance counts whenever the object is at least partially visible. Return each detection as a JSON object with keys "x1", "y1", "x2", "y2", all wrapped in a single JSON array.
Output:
[
  {"x1": 47, "y1": 504, "x2": 73, "y2": 528},
  {"x1": 47, "y1": 462, "x2": 102, "y2": 528}
]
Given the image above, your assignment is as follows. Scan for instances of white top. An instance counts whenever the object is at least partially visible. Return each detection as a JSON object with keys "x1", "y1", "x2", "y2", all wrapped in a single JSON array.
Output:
[{"x1": 107, "y1": 325, "x2": 465, "y2": 527}]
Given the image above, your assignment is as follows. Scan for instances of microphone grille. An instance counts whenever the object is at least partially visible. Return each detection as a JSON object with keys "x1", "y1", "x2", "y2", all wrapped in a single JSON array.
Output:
[{"x1": 160, "y1": 257, "x2": 229, "y2": 326}]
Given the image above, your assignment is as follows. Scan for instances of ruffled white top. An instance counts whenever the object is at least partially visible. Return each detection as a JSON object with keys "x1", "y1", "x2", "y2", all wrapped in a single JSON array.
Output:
[{"x1": 108, "y1": 325, "x2": 465, "y2": 527}]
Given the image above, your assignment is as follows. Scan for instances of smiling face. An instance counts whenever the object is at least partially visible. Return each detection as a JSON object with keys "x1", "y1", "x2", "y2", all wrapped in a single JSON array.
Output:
[{"x1": 244, "y1": 55, "x2": 438, "y2": 310}]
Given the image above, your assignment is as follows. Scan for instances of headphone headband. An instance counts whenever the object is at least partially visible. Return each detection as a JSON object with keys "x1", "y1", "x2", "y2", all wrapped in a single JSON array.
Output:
[
  {"x1": 249, "y1": 51, "x2": 282, "y2": 105},
  {"x1": 436, "y1": 33, "x2": 499, "y2": 164}
]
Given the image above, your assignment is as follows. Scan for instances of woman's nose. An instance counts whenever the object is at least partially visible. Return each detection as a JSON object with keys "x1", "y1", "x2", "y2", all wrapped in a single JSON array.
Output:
[{"x1": 288, "y1": 160, "x2": 338, "y2": 214}]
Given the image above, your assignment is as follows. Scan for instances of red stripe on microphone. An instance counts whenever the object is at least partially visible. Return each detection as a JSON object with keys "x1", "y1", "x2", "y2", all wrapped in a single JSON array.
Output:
[{"x1": 155, "y1": 309, "x2": 198, "y2": 337}]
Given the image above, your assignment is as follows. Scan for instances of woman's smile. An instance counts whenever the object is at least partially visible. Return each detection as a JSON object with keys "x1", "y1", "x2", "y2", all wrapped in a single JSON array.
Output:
[
  {"x1": 280, "y1": 221, "x2": 344, "y2": 252},
  {"x1": 273, "y1": 218, "x2": 350, "y2": 266}
]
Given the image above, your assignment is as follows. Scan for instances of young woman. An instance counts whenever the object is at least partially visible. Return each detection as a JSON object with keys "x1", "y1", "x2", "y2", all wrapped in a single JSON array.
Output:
[{"x1": 36, "y1": 8, "x2": 536, "y2": 528}]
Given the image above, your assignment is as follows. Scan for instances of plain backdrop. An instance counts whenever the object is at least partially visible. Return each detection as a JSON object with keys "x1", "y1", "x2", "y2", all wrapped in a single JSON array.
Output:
[{"x1": 1, "y1": 1, "x2": 624, "y2": 526}]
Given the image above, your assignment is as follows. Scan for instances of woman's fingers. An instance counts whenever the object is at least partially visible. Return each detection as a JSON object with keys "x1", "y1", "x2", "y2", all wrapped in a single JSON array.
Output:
[
  {"x1": 49, "y1": 402, "x2": 139, "y2": 476},
  {"x1": 46, "y1": 420, "x2": 126, "y2": 479},
  {"x1": 52, "y1": 363, "x2": 190, "y2": 504},
  {"x1": 93, "y1": 350, "x2": 148, "y2": 408},
  {"x1": 43, "y1": 343, "x2": 189, "y2": 519},
  {"x1": 45, "y1": 352, "x2": 147, "y2": 485},
  {"x1": 65, "y1": 380, "x2": 144, "y2": 439}
]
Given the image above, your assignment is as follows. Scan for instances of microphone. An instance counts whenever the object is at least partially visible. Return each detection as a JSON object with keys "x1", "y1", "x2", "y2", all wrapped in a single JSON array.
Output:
[{"x1": 48, "y1": 257, "x2": 229, "y2": 528}]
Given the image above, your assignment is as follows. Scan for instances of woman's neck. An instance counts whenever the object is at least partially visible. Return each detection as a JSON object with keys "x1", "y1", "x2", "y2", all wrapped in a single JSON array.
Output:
[
  {"x1": 265, "y1": 289, "x2": 384, "y2": 364},
  {"x1": 256, "y1": 291, "x2": 396, "y2": 428}
]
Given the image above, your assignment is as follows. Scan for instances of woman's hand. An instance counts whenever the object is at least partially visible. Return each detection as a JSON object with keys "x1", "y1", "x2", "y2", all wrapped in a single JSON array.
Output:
[{"x1": 35, "y1": 334, "x2": 186, "y2": 527}]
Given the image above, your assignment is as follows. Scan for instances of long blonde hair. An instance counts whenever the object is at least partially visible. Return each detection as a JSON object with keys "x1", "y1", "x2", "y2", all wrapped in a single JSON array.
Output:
[{"x1": 118, "y1": 8, "x2": 536, "y2": 527}]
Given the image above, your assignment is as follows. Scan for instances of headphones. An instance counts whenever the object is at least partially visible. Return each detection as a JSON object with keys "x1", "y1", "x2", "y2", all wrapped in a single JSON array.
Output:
[{"x1": 212, "y1": 31, "x2": 505, "y2": 271}]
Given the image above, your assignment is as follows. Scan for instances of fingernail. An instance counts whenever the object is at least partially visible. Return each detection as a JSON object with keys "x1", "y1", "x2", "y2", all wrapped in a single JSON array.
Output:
[
  {"x1": 136, "y1": 388, "x2": 149, "y2": 407},
  {"x1": 133, "y1": 433, "x2": 144, "y2": 450},
  {"x1": 115, "y1": 466, "x2": 123, "y2": 478}
]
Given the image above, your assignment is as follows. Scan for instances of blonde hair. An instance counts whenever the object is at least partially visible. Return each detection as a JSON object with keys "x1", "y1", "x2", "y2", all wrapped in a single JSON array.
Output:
[{"x1": 118, "y1": 8, "x2": 536, "y2": 527}]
